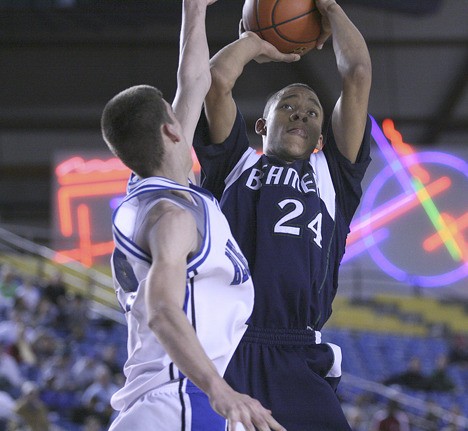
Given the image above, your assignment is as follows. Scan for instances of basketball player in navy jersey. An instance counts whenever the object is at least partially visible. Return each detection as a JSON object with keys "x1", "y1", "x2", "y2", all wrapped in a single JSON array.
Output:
[
  {"x1": 101, "y1": 1, "x2": 284, "y2": 430},
  {"x1": 193, "y1": 0, "x2": 372, "y2": 429}
]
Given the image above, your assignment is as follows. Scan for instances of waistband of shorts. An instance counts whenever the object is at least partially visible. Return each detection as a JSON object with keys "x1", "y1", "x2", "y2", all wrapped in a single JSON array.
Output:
[{"x1": 242, "y1": 326, "x2": 321, "y2": 346}]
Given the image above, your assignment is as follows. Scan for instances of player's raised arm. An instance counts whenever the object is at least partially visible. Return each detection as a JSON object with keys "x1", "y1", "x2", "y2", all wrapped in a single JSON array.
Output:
[
  {"x1": 172, "y1": 0, "x2": 218, "y2": 149},
  {"x1": 205, "y1": 31, "x2": 300, "y2": 144},
  {"x1": 316, "y1": 0, "x2": 372, "y2": 163}
]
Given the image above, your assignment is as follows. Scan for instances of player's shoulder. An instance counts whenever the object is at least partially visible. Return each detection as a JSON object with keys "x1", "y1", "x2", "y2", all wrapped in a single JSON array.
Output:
[
  {"x1": 146, "y1": 197, "x2": 194, "y2": 225},
  {"x1": 141, "y1": 198, "x2": 197, "y2": 252}
]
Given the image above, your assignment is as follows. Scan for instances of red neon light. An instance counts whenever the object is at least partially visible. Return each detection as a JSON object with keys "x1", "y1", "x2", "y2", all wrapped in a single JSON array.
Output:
[
  {"x1": 54, "y1": 242, "x2": 115, "y2": 264},
  {"x1": 77, "y1": 204, "x2": 93, "y2": 267},
  {"x1": 56, "y1": 156, "x2": 130, "y2": 185},
  {"x1": 423, "y1": 212, "x2": 468, "y2": 259},
  {"x1": 55, "y1": 153, "x2": 202, "y2": 266},
  {"x1": 58, "y1": 181, "x2": 127, "y2": 237},
  {"x1": 347, "y1": 176, "x2": 451, "y2": 245},
  {"x1": 382, "y1": 119, "x2": 430, "y2": 184}
]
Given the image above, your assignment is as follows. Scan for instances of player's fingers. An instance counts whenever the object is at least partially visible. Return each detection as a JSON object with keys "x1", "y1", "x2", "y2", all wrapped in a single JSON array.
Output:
[
  {"x1": 266, "y1": 415, "x2": 287, "y2": 431},
  {"x1": 316, "y1": 31, "x2": 331, "y2": 50},
  {"x1": 240, "y1": 421, "x2": 255, "y2": 431},
  {"x1": 251, "y1": 410, "x2": 286, "y2": 431},
  {"x1": 316, "y1": 14, "x2": 332, "y2": 50},
  {"x1": 281, "y1": 53, "x2": 301, "y2": 63}
]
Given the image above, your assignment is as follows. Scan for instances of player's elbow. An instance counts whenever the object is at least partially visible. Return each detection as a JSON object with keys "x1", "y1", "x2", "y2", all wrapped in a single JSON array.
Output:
[
  {"x1": 178, "y1": 67, "x2": 212, "y2": 98},
  {"x1": 343, "y1": 60, "x2": 372, "y2": 92},
  {"x1": 209, "y1": 63, "x2": 236, "y2": 96},
  {"x1": 147, "y1": 304, "x2": 173, "y2": 335}
]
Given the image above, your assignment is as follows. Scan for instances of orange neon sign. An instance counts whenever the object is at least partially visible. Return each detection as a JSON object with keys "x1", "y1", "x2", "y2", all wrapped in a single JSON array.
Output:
[{"x1": 54, "y1": 152, "x2": 201, "y2": 267}]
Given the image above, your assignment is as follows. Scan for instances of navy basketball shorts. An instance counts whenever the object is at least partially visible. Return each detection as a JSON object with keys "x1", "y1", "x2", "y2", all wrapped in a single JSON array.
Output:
[{"x1": 224, "y1": 326, "x2": 352, "y2": 431}]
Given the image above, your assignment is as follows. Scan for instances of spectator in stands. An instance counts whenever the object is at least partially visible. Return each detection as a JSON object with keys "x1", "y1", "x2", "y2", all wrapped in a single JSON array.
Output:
[
  {"x1": 83, "y1": 414, "x2": 105, "y2": 431},
  {"x1": 71, "y1": 352, "x2": 103, "y2": 390},
  {"x1": 72, "y1": 394, "x2": 109, "y2": 429},
  {"x1": 81, "y1": 365, "x2": 118, "y2": 425},
  {"x1": 30, "y1": 328, "x2": 60, "y2": 364},
  {"x1": 0, "y1": 265, "x2": 19, "y2": 317},
  {"x1": 100, "y1": 344, "x2": 121, "y2": 377},
  {"x1": 441, "y1": 405, "x2": 465, "y2": 431},
  {"x1": 59, "y1": 293, "x2": 89, "y2": 341},
  {"x1": 0, "y1": 339, "x2": 24, "y2": 397},
  {"x1": 42, "y1": 270, "x2": 67, "y2": 306},
  {"x1": 15, "y1": 276, "x2": 41, "y2": 313},
  {"x1": 426, "y1": 354, "x2": 455, "y2": 392},
  {"x1": 447, "y1": 333, "x2": 468, "y2": 366},
  {"x1": 0, "y1": 308, "x2": 26, "y2": 346},
  {"x1": 368, "y1": 399, "x2": 410, "y2": 431},
  {"x1": 423, "y1": 400, "x2": 441, "y2": 431},
  {"x1": 8, "y1": 322, "x2": 37, "y2": 381},
  {"x1": 40, "y1": 346, "x2": 77, "y2": 392},
  {"x1": 341, "y1": 393, "x2": 370, "y2": 431},
  {"x1": 0, "y1": 389, "x2": 16, "y2": 429},
  {"x1": 12, "y1": 381, "x2": 50, "y2": 431},
  {"x1": 32, "y1": 296, "x2": 59, "y2": 329},
  {"x1": 383, "y1": 356, "x2": 429, "y2": 390}
]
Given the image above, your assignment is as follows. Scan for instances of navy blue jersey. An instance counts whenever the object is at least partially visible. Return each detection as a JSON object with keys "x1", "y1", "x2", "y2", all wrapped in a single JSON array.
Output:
[{"x1": 194, "y1": 108, "x2": 371, "y2": 330}]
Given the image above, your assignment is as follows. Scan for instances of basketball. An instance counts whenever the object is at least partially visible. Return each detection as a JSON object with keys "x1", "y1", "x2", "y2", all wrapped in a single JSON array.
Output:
[{"x1": 242, "y1": 0, "x2": 321, "y2": 56}]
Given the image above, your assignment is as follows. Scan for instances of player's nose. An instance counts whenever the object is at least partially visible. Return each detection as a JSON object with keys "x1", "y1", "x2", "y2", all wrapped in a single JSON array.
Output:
[{"x1": 289, "y1": 111, "x2": 308, "y2": 122}]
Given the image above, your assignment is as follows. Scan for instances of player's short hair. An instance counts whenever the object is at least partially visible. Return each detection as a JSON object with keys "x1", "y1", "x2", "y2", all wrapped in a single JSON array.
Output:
[
  {"x1": 101, "y1": 85, "x2": 172, "y2": 178},
  {"x1": 263, "y1": 83, "x2": 322, "y2": 121}
]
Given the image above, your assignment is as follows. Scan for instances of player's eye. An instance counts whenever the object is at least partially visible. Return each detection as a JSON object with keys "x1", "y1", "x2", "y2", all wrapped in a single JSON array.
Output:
[
  {"x1": 281, "y1": 103, "x2": 293, "y2": 110},
  {"x1": 308, "y1": 110, "x2": 318, "y2": 117}
]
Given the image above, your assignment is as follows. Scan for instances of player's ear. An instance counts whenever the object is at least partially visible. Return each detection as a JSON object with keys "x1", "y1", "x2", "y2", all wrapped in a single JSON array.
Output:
[
  {"x1": 162, "y1": 122, "x2": 181, "y2": 143},
  {"x1": 315, "y1": 134, "x2": 324, "y2": 152},
  {"x1": 255, "y1": 118, "x2": 267, "y2": 136}
]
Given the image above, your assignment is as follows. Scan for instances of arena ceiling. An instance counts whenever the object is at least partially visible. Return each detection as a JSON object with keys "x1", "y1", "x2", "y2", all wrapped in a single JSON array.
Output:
[{"x1": 0, "y1": 0, "x2": 466, "y2": 149}]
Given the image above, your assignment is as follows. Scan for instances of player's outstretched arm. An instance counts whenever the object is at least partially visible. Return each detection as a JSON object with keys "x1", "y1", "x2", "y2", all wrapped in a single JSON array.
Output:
[
  {"x1": 142, "y1": 202, "x2": 286, "y2": 431},
  {"x1": 205, "y1": 31, "x2": 300, "y2": 144},
  {"x1": 172, "y1": 0, "x2": 218, "y2": 149},
  {"x1": 316, "y1": 0, "x2": 372, "y2": 163}
]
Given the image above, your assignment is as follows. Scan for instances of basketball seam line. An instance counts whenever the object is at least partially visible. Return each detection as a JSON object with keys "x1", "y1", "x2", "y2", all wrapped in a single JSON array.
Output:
[{"x1": 254, "y1": 7, "x2": 319, "y2": 32}]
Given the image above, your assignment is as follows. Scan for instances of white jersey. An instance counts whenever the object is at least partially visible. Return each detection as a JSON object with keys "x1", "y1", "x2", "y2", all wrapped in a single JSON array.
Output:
[{"x1": 110, "y1": 176, "x2": 254, "y2": 412}]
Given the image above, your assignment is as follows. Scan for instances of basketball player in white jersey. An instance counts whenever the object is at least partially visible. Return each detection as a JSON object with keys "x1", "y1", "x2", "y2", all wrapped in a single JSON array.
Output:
[{"x1": 101, "y1": 1, "x2": 285, "y2": 430}]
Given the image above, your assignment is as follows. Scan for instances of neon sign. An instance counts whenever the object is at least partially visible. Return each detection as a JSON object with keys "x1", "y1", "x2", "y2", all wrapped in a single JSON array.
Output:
[
  {"x1": 343, "y1": 117, "x2": 467, "y2": 287},
  {"x1": 53, "y1": 150, "x2": 201, "y2": 267}
]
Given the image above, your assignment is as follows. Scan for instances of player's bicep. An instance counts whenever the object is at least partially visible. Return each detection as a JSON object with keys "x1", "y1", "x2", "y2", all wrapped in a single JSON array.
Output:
[{"x1": 145, "y1": 205, "x2": 198, "y2": 310}]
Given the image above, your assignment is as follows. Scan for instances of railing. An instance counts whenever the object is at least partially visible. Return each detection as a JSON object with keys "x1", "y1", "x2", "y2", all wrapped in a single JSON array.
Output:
[
  {"x1": 341, "y1": 373, "x2": 468, "y2": 430},
  {"x1": 0, "y1": 226, "x2": 125, "y2": 325}
]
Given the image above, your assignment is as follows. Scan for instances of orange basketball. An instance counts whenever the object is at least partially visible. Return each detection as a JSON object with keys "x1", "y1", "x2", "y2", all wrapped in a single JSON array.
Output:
[{"x1": 242, "y1": 0, "x2": 321, "y2": 56}]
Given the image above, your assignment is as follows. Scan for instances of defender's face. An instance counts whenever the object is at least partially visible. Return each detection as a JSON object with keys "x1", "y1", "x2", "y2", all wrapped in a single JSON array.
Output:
[{"x1": 262, "y1": 87, "x2": 323, "y2": 162}]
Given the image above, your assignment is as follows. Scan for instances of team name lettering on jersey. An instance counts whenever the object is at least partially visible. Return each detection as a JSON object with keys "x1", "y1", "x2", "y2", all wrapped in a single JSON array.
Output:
[{"x1": 245, "y1": 165, "x2": 316, "y2": 194}]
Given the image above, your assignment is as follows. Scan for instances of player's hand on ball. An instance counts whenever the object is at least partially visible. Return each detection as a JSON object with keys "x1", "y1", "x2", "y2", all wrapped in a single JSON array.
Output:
[
  {"x1": 240, "y1": 31, "x2": 301, "y2": 64},
  {"x1": 315, "y1": 0, "x2": 335, "y2": 49}
]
